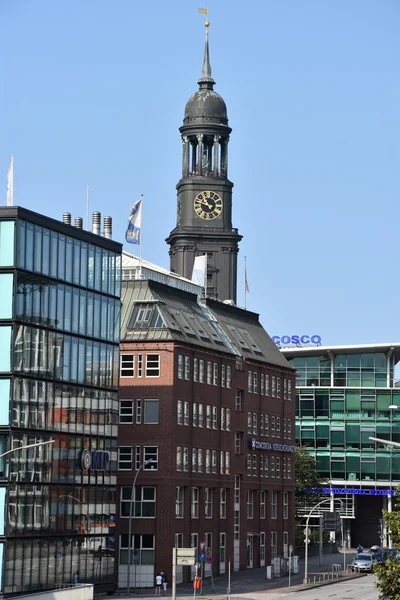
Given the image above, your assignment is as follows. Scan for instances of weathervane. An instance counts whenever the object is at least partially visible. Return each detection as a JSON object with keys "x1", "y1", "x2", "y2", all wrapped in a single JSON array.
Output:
[{"x1": 198, "y1": 5, "x2": 209, "y2": 34}]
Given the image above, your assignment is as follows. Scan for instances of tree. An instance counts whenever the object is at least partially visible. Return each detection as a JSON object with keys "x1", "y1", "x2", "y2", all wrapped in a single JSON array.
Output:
[
  {"x1": 374, "y1": 486, "x2": 400, "y2": 600},
  {"x1": 295, "y1": 445, "x2": 327, "y2": 547}
]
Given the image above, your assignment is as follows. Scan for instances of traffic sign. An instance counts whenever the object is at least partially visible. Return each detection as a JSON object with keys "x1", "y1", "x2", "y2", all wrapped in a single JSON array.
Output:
[
  {"x1": 199, "y1": 553, "x2": 205, "y2": 562},
  {"x1": 289, "y1": 545, "x2": 293, "y2": 554},
  {"x1": 206, "y1": 556, "x2": 213, "y2": 564},
  {"x1": 176, "y1": 548, "x2": 196, "y2": 566},
  {"x1": 303, "y1": 528, "x2": 308, "y2": 535},
  {"x1": 304, "y1": 538, "x2": 310, "y2": 544},
  {"x1": 200, "y1": 542, "x2": 206, "y2": 551}
]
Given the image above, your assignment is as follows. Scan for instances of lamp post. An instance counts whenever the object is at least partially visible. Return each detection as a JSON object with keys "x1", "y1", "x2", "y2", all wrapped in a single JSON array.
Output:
[
  {"x1": 0, "y1": 439, "x2": 54, "y2": 462},
  {"x1": 304, "y1": 497, "x2": 344, "y2": 584},
  {"x1": 127, "y1": 459, "x2": 155, "y2": 593}
]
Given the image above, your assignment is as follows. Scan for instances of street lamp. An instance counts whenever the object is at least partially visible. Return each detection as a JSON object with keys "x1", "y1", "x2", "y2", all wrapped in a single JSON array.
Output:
[
  {"x1": 304, "y1": 498, "x2": 344, "y2": 584},
  {"x1": 127, "y1": 459, "x2": 155, "y2": 593},
  {"x1": 0, "y1": 439, "x2": 54, "y2": 461}
]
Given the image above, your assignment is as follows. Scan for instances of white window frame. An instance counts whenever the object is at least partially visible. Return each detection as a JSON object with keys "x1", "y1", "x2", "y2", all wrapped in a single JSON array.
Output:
[
  {"x1": 226, "y1": 408, "x2": 231, "y2": 431},
  {"x1": 247, "y1": 490, "x2": 254, "y2": 519},
  {"x1": 212, "y1": 406, "x2": 218, "y2": 429},
  {"x1": 283, "y1": 491, "x2": 289, "y2": 520},
  {"x1": 207, "y1": 361, "x2": 212, "y2": 384},
  {"x1": 221, "y1": 365, "x2": 226, "y2": 388},
  {"x1": 205, "y1": 487, "x2": 213, "y2": 519},
  {"x1": 118, "y1": 446, "x2": 132, "y2": 470},
  {"x1": 178, "y1": 355, "x2": 183, "y2": 379},
  {"x1": 226, "y1": 366, "x2": 231, "y2": 388},
  {"x1": 271, "y1": 490, "x2": 277, "y2": 519},
  {"x1": 260, "y1": 490, "x2": 266, "y2": 518},
  {"x1": 119, "y1": 400, "x2": 134, "y2": 423},
  {"x1": 184, "y1": 401, "x2": 190, "y2": 426},
  {"x1": 248, "y1": 371, "x2": 253, "y2": 393},
  {"x1": 235, "y1": 389, "x2": 242, "y2": 411},
  {"x1": 185, "y1": 356, "x2": 191, "y2": 380},
  {"x1": 191, "y1": 487, "x2": 199, "y2": 519},
  {"x1": 220, "y1": 488, "x2": 227, "y2": 519},
  {"x1": 176, "y1": 446, "x2": 182, "y2": 471},
  {"x1": 199, "y1": 360, "x2": 205, "y2": 383},
  {"x1": 176, "y1": 487, "x2": 184, "y2": 518},
  {"x1": 177, "y1": 400, "x2": 183, "y2": 425},
  {"x1": 194, "y1": 358, "x2": 198, "y2": 382},
  {"x1": 120, "y1": 354, "x2": 134, "y2": 378},
  {"x1": 213, "y1": 363, "x2": 218, "y2": 386},
  {"x1": 145, "y1": 354, "x2": 160, "y2": 377}
]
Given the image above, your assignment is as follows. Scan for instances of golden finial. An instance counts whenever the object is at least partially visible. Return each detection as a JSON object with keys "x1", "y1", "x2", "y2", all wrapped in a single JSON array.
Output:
[{"x1": 198, "y1": 6, "x2": 209, "y2": 30}]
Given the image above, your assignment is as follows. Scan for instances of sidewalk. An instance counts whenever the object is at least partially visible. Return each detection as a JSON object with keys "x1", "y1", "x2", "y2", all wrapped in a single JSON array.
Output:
[{"x1": 106, "y1": 549, "x2": 363, "y2": 600}]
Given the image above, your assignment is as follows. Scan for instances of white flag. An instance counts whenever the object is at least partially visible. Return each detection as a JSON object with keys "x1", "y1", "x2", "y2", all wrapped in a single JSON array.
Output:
[
  {"x1": 6, "y1": 155, "x2": 14, "y2": 206},
  {"x1": 191, "y1": 255, "x2": 207, "y2": 287}
]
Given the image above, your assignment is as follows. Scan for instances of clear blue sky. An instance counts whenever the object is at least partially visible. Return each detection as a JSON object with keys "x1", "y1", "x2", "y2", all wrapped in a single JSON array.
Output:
[{"x1": 1, "y1": 0, "x2": 399, "y2": 345}]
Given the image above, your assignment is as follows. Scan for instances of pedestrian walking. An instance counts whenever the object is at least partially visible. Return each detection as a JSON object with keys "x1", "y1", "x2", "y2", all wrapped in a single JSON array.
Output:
[
  {"x1": 155, "y1": 572, "x2": 163, "y2": 596},
  {"x1": 161, "y1": 571, "x2": 168, "y2": 596}
]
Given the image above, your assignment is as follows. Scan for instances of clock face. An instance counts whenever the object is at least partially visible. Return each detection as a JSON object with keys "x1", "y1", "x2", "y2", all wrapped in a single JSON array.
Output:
[{"x1": 194, "y1": 191, "x2": 223, "y2": 220}]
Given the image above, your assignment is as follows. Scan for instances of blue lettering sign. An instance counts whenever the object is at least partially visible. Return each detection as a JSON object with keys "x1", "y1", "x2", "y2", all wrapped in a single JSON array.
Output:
[
  {"x1": 249, "y1": 438, "x2": 295, "y2": 453},
  {"x1": 310, "y1": 487, "x2": 395, "y2": 496},
  {"x1": 272, "y1": 335, "x2": 322, "y2": 346}
]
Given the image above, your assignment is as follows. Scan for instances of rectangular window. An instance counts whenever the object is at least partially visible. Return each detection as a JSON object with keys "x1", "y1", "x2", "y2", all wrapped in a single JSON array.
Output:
[
  {"x1": 221, "y1": 365, "x2": 226, "y2": 387},
  {"x1": 264, "y1": 456, "x2": 269, "y2": 478},
  {"x1": 271, "y1": 416, "x2": 275, "y2": 437},
  {"x1": 271, "y1": 456, "x2": 275, "y2": 478},
  {"x1": 194, "y1": 358, "x2": 198, "y2": 382},
  {"x1": 144, "y1": 399, "x2": 159, "y2": 424},
  {"x1": 265, "y1": 415, "x2": 269, "y2": 437},
  {"x1": 207, "y1": 361, "x2": 212, "y2": 384},
  {"x1": 136, "y1": 399, "x2": 142, "y2": 424},
  {"x1": 261, "y1": 374, "x2": 265, "y2": 395},
  {"x1": 252, "y1": 413, "x2": 257, "y2": 435},
  {"x1": 206, "y1": 405, "x2": 211, "y2": 428},
  {"x1": 0, "y1": 221, "x2": 15, "y2": 266},
  {"x1": 283, "y1": 457, "x2": 287, "y2": 479},
  {"x1": 283, "y1": 491, "x2": 288, "y2": 519},
  {"x1": 260, "y1": 532, "x2": 266, "y2": 564},
  {"x1": 135, "y1": 446, "x2": 141, "y2": 470},
  {"x1": 235, "y1": 435, "x2": 243, "y2": 458},
  {"x1": 206, "y1": 532, "x2": 212, "y2": 554},
  {"x1": 146, "y1": 354, "x2": 160, "y2": 377},
  {"x1": 253, "y1": 372, "x2": 258, "y2": 394},
  {"x1": 252, "y1": 454, "x2": 257, "y2": 477},
  {"x1": 198, "y1": 404, "x2": 204, "y2": 427},
  {"x1": 271, "y1": 531, "x2": 277, "y2": 559},
  {"x1": 288, "y1": 380, "x2": 292, "y2": 401},
  {"x1": 266, "y1": 374, "x2": 270, "y2": 396},
  {"x1": 177, "y1": 401, "x2": 183, "y2": 425},
  {"x1": 213, "y1": 363, "x2": 218, "y2": 386},
  {"x1": 247, "y1": 454, "x2": 252, "y2": 476},
  {"x1": 276, "y1": 456, "x2": 281, "y2": 478},
  {"x1": 220, "y1": 488, "x2": 227, "y2": 518},
  {"x1": 205, "y1": 488, "x2": 213, "y2": 518},
  {"x1": 283, "y1": 417, "x2": 286, "y2": 439},
  {"x1": 247, "y1": 490, "x2": 254, "y2": 519},
  {"x1": 193, "y1": 403, "x2": 198, "y2": 427},
  {"x1": 118, "y1": 447, "x2": 132, "y2": 470},
  {"x1": 277, "y1": 377, "x2": 281, "y2": 398},
  {"x1": 191, "y1": 487, "x2": 199, "y2": 518},
  {"x1": 176, "y1": 446, "x2": 182, "y2": 471},
  {"x1": 184, "y1": 401, "x2": 189, "y2": 426},
  {"x1": 178, "y1": 355, "x2": 183, "y2": 379},
  {"x1": 221, "y1": 407, "x2": 225, "y2": 430},
  {"x1": 226, "y1": 409, "x2": 231, "y2": 431},
  {"x1": 284, "y1": 378, "x2": 287, "y2": 399},
  {"x1": 225, "y1": 451, "x2": 230, "y2": 474},
  {"x1": 260, "y1": 490, "x2": 266, "y2": 518},
  {"x1": 287, "y1": 458, "x2": 292, "y2": 479},
  {"x1": 212, "y1": 406, "x2": 218, "y2": 429},
  {"x1": 260, "y1": 414, "x2": 264, "y2": 437},
  {"x1": 226, "y1": 366, "x2": 232, "y2": 388},
  {"x1": 212, "y1": 450, "x2": 217, "y2": 473},
  {"x1": 199, "y1": 360, "x2": 205, "y2": 383},
  {"x1": 185, "y1": 356, "x2": 190, "y2": 380},
  {"x1": 183, "y1": 447, "x2": 189, "y2": 472},
  {"x1": 120, "y1": 354, "x2": 134, "y2": 377},
  {"x1": 288, "y1": 419, "x2": 292, "y2": 438},
  {"x1": 260, "y1": 455, "x2": 264, "y2": 477},
  {"x1": 271, "y1": 491, "x2": 277, "y2": 519},
  {"x1": 192, "y1": 448, "x2": 197, "y2": 472},
  {"x1": 220, "y1": 451, "x2": 224, "y2": 475},
  {"x1": 206, "y1": 449, "x2": 211, "y2": 473},
  {"x1": 248, "y1": 371, "x2": 253, "y2": 393},
  {"x1": 144, "y1": 447, "x2": 158, "y2": 469},
  {"x1": 272, "y1": 376, "x2": 276, "y2": 397},
  {"x1": 120, "y1": 486, "x2": 156, "y2": 518},
  {"x1": 219, "y1": 532, "x2": 226, "y2": 565},
  {"x1": 137, "y1": 354, "x2": 143, "y2": 377},
  {"x1": 235, "y1": 389, "x2": 243, "y2": 411},
  {"x1": 119, "y1": 400, "x2": 134, "y2": 423},
  {"x1": 176, "y1": 487, "x2": 184, "y2": 518},
  {"x1": 247, "y1": 412, "x2": 252, "y2": 434},
  {"x1": 198, "y1": 449, "x2": 203, "y2": 472},
  {"x1": 276, "y1": 417, "x2": 281, "y2": 437}
]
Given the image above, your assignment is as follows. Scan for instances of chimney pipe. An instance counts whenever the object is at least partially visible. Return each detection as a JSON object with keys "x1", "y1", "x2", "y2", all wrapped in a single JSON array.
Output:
[
  {"x1": 104, "y1": 216, "x2": 112, "y2": 239},
  {"x1": 63, "y1": 212, "x2": 71, "y2": 225},
  {"x1": 75, "y1": 217, "x2": 83, "y2": 229},
  {"x1": 92, "y1": 211, "x2": 101, "y2": 235}
]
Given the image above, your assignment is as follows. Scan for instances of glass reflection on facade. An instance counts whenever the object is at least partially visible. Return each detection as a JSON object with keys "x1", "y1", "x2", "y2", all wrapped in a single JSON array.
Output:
[{"x1": 0, "y1": 208, "x2": 122, "y2": 596}]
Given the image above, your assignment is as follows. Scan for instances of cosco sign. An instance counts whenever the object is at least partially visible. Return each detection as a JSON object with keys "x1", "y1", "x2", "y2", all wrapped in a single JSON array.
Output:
[
  {"x1": 81, "y1": 449, "x2": 110, "y2": 471},
  {"x1": 272, "y1": 335, "x2": 322, "y2": 346}
]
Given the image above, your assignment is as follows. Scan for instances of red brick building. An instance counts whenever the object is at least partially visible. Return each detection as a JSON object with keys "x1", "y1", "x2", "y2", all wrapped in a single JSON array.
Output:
[{"x1": 117, "y1": 273, "x2": 296, "y2": 588}]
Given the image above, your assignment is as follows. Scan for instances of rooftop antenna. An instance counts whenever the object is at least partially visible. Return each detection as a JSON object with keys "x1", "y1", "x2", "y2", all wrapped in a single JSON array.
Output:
[{"x1": 86, "y1": 184, "x2": 90, "y2": 230}]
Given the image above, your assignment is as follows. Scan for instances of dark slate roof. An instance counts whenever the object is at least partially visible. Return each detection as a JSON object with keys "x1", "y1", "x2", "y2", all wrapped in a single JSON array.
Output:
[{"x1": 121, "y1": 279, "x2": 292, "y2": 371}]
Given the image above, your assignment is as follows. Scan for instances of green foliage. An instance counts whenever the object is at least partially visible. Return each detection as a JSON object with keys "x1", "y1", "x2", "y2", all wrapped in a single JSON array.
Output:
[
  {"x1": 375, "y1": 486, "x2": 400, "y2": 600},
  {"x1": 295, "y1": 445, "x2": 327, "y2": 548}
]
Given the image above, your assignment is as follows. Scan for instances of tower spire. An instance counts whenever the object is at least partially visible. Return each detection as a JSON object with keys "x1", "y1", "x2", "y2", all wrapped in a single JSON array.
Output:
[{"x1": 198, "y1": 7, "x2": 215, "y2": 88}]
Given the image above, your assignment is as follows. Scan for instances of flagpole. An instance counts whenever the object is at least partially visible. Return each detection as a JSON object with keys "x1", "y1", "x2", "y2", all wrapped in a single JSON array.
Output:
[
  {"x1": 7, "y1": 155, "x2": 14, "y2": 207},
  {"x1": 139, "y1": 194, "x2": 144, "y2": 279},
  {"x1": 86, "y1": 184, "x2": 90, "y2": 230},
  {"x1": 244, "y1": 256, "x2": 247, "y2": 310}
]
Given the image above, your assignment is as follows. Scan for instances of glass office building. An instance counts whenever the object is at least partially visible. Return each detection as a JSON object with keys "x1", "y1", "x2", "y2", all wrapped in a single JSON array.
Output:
[
  {"x1": 282, "y1": 343, "x2": 400, "y2": 546},
  {"x1": 0, "y1": 207, "x2": 122, "y2": 595}
]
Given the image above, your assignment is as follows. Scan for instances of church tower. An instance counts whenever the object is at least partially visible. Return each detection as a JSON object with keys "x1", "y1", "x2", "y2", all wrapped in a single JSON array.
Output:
[{"x1": 166, "y1": 18, "x2": 242, "y2": 303}]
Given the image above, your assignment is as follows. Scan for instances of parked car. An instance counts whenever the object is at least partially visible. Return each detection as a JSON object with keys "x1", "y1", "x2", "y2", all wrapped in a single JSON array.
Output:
[
  {"x1": 380, "y1": 549, "x2": 398, "y2": 565},
  {"x1": 351, "y1": 553, "x2": 376, "y2": 572},
  {"x1": 369, "y1": 545, "x2": 381, "y2": 552}
]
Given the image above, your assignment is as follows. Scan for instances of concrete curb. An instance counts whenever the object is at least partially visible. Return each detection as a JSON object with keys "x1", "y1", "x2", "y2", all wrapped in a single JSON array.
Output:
[{"x1": 283, "y1": 571, "x2": 367, "y2": 593}]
